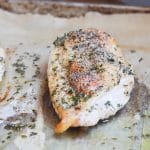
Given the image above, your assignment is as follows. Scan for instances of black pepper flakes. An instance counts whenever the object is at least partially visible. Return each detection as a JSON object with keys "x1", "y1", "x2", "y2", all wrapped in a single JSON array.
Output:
[
  {"x1": 130, "y1": 50, "x2": 136, "y2": 53},
  {"x1": 6, "y1": 135, "x2": 11, "y2": 139},
  {"x1": 1, "y1": 140, "x2": 5, "y2": 143},
  {"x1": 47, "y1": 46, "x2": 50, "y2": 48},
  {"x1": 30, "y1": 132, "x2": 37, "y2": 136},
  {"x1": 0, "y1": 56, "x2": 3, "y2": 62},
  {"x1": 138, "y1": 57, "x2": 143, "y2": 62}
]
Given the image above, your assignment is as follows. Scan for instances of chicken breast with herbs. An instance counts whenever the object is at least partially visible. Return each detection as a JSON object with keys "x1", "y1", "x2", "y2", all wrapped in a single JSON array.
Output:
[
  {"x1": 0, "y1": 47, "x2": 5, "y2": 83},
  {"x1": 48, "y1": 29, "x2": 134, "y2": 133}
]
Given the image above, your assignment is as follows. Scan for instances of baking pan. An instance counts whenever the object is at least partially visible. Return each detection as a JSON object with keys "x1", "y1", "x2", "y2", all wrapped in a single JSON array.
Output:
[
  {"x1": 0, "y1": 1, "x2": 149, "y2": 150},
  {"x1": 0, "y1": 0, "x2": 150, "y2": 17}
]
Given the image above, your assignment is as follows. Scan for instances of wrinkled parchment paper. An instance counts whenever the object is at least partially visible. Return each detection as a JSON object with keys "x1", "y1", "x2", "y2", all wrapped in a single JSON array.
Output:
[{"x1": 0, "y1": 9, "x2": 149, "y2": 150}]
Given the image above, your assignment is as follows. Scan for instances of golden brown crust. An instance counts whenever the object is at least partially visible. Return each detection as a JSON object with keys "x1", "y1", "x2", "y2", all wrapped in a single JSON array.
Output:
[{"x1": 55, "y1": 114, "x2": 78, "y2": 133}]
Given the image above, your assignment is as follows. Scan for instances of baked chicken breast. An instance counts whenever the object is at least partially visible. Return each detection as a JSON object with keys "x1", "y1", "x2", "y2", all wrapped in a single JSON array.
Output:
[
  {"x1": 0, "y1": 47, "x2": 5, "y2": 83},
  {"x1": 48, "y1": 29, "x2": 134, "y2": 133}
]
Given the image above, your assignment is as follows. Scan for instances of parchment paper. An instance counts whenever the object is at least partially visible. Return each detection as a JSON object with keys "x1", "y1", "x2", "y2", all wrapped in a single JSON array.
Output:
[{"x1": 0, "y1": 9, "x2": 149, "y2": 150}]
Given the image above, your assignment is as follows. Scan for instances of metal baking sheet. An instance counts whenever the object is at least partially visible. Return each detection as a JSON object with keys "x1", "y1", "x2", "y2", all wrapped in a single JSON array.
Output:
[
  {"x1": 0, "y1": 2, "x2": 149, "y2": 150},
  {"x1": 0, "y1": 0, "x2": 150, "y2": 17}
]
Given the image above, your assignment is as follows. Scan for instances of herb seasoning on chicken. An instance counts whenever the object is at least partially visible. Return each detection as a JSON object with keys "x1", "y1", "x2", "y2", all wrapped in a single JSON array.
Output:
[
  {"x1": 48, "y1": 29, "x2": 134, "y2": 133},
  {"x1": 0, "y1": 47, "x2": 5, "y2": 83}
]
